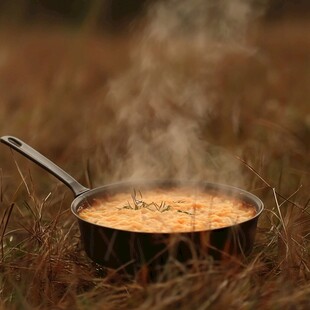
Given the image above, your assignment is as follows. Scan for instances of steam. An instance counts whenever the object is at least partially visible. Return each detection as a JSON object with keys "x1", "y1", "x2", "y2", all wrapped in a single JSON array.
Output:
[{"x1": 103, "y1": 0, "x2": 260, "y2": 183}]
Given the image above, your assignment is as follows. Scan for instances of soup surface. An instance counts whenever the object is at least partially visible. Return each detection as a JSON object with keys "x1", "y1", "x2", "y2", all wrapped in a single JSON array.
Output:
[{"x1": 78, "y1": 188, "x2": 256, "y2": 233}]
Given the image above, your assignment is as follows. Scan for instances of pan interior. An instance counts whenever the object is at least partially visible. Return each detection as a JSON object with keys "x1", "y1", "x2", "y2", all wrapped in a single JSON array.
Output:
[{"x1": 71, "y1": 181, "x2": 263, "y2": 233}]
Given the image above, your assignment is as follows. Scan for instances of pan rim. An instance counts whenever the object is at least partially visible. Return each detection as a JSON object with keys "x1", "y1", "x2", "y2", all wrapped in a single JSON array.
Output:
[{"x1": 71, "y1": 180, "x2": 264, "y2": 234}]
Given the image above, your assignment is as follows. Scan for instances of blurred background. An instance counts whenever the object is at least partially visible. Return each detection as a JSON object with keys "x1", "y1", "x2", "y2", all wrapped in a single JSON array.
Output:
[
  {"x1": 0, "y1": 0, "x2": 309, "y2": 27},
  {"x1": 0, "y1": 0, "x2": 308, "y2": 207}
]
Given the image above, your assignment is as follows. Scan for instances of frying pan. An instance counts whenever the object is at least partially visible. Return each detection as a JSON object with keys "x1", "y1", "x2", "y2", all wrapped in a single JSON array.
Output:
[{"x1": 0, "y1": 135, "x2": 264, "y2": 275}]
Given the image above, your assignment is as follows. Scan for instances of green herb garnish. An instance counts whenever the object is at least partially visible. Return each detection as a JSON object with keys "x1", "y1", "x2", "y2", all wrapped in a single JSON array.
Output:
[
  {"x1": 119, "y1": 189, "x2": 172, "y2": 213},
  {"x1": 177, "y1": 210, "x2": 194, "y2": 216}
]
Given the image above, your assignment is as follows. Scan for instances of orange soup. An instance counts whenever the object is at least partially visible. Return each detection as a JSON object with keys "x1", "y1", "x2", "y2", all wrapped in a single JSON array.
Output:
[{"x1": 78, "y1": 188, "x2": 256, "y2": 233}]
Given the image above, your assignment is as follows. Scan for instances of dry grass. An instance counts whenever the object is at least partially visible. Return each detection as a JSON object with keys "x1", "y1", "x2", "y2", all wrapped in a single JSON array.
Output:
[{"x1": 0, "y1": 7, "x2": 309, "y2": 310}]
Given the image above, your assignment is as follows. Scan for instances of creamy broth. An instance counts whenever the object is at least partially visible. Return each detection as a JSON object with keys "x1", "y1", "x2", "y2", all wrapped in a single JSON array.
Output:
[{"x1": 78, "y1": 188, "x2": 256, "y2": 233}]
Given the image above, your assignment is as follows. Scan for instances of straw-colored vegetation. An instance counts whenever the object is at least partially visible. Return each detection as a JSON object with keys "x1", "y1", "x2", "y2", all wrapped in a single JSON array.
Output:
[{"x1": 0, "y1": 1, "x2": 309, "y2": 309}]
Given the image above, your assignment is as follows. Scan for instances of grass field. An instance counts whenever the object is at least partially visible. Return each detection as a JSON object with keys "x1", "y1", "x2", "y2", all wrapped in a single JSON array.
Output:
[{"x1": 0, "y1": 2, "x2": 309, "y2": 309}]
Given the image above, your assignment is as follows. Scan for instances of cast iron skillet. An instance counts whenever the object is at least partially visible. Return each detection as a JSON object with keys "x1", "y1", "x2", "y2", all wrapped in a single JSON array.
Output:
[{"x1": 1, "y1": 135, "x2": 264, "y2": 274}]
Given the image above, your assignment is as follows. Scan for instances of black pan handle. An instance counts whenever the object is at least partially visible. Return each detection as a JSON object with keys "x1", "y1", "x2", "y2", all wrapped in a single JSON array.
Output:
[{"x1": 0, "y1": 135, "x2": 89, "y2": 197}]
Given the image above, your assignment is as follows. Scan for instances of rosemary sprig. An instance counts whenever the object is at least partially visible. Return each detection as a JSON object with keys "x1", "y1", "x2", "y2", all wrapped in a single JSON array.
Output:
[
  {"x1": 177, "y1": 210, "x2": 194, "y2": 216},
  {"x1": 174, "y1": 200, "x2": 193, "y2": 215},
  {"x1": 119, "y1": 189, "x2": 172, "y2": 213},
  {"x1": 118, "y1": 189, "x2": 194, "y2": 215}
]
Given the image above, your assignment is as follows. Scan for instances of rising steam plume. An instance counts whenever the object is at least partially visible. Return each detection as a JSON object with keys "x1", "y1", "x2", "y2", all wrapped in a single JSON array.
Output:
[{"x1": 103, "y1": 0, "x2": 262, "y2": 183}]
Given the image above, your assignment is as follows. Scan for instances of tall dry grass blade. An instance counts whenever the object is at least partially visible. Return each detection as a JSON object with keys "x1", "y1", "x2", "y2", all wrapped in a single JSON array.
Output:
[
  {"x1": 279, "y1": 184, "x2": 303, "y2": 208},
  {"x1": 11, "y1": 150, "x2": 30, "y2": 196},
  {"x1": 0, "y1": 203, "x2": 15, "y2": 261},
  {"x1": 85, "y1": 159, "x2": 93, "y2": 189},
  {"x1": 197, "y1": 279, "x2": 228, "y2": 310},
  {"x1": 38, "y1": 191, "x2": 52, "y2": 222},
  {"x1": 235, "y1": 156, "x2": 300, "y2": 204},
  {"x1": 271, "y1": 187, "x2": 289, "y2": 257}
]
